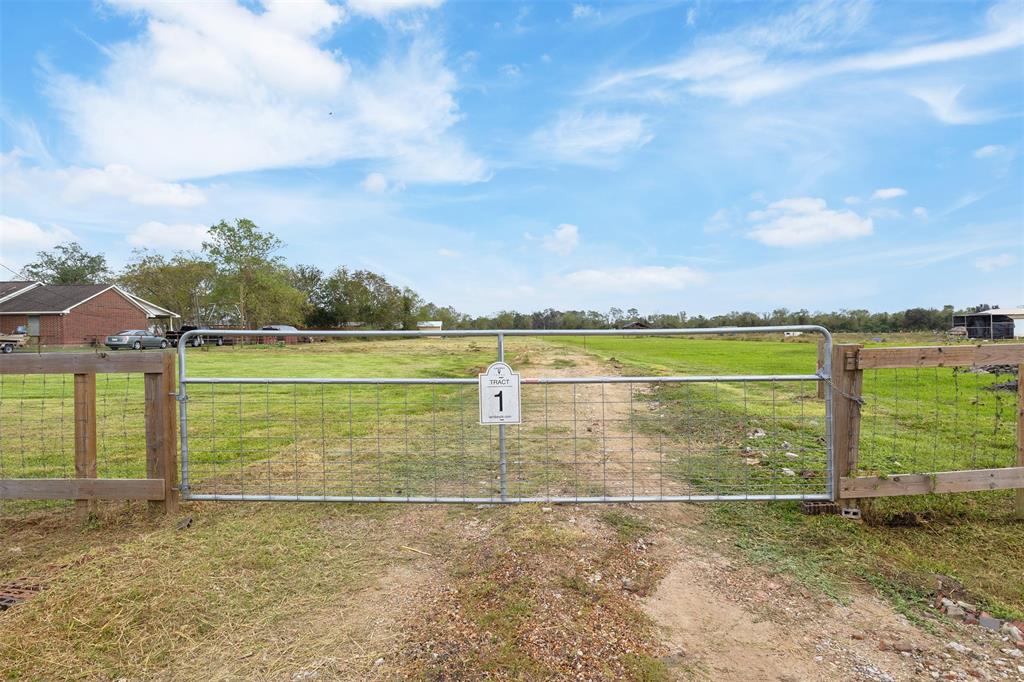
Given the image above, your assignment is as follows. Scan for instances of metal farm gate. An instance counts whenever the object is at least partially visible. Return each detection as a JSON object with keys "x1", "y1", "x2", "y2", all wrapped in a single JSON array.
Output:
[{"x1": 176, "y1": 327, "x2": 834, "y2": 504}]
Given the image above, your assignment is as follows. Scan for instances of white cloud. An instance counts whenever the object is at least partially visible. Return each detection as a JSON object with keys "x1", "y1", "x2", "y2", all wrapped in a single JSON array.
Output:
[
  {"x1": 0, "y1": 215, "x2": 74, "y2": 252},
  {"x1": 127, "y1": 221, "x2": 209, "y2": 251},
  {"x1": 872, "y1": 187, "x2": 907, "y2": 200},
  {"x1": 844, "y1": 196, "x2": 862, "y2": 205},
  {"x1": 437, "y1": 248, "x2": 460, "y2": 258},
  {"x1": 347, "y1": 0, "x2": 444, "y2": 20},
  {"x1": 912, "y1": 206, "x2": 928, "y2": 220},
  {"x1": 532, "y1": 111, "x2": 652, "y2": 166},
  {"x1": 63, "y1": 164, "x2": 205, "y2": 206},
  {"x1": 572, "y1": 4, "x2": 595, "y2": 20},
  {"x1": 686, "y1": 7, "x2": 697, "y2": 27},
  {"x1": 908, "y1": 86, "x2": 991, "y2": 124},
  {"x1": 1, "y1": 153, "x2": 205, "y2": 209},
  {"x1": 973, "y1": 144, "x2": 1008, "y2": 158},
  {"x1": 563, "y1": 265, "x2": 706, "y2": 292},
  {"x1": 500, "y1": 64, "x2": 522, "y2": 78},
  {"x1": 592, "y1": 1, "x2": 1024, "y2": 103},
  {"x1": 747, "y1": 197, "x2": 873, "y2": 247},
  {"x1": 541, "y1": 223, "x2": 580, "y2": 256},
  {"x1": 703, "y1": 208, "x2": 735, "y2": 234},
  {"x1": 361, "y1": 172, "x2": 390, "y2": 193},
  {"x1": 973, "y1": 253, "x2": 1018, "y2": 272},
  {"x1": 47, "y1": 0, "x2": 485, "y2": 184}
]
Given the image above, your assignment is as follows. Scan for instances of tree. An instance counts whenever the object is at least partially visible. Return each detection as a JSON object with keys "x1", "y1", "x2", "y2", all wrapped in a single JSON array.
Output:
[
  {"x1": 23, "y1": 242, "x2": 110, "y2": 284},
  {"x1": 119, "y1": 250, "x2": 217, "y2": 324},
  {"x1": 202, "y1": 219, "x2": 305, "y2": 328}
]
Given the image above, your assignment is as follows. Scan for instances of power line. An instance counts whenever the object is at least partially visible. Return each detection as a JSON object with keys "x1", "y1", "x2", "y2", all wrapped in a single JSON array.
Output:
[{"x1": 0, "y1": 260, "x2": 30, "y2": 280}]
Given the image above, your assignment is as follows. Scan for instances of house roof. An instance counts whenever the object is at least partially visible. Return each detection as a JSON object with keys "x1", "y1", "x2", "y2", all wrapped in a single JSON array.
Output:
[
  {"x1": 122, "y1": 291, "x2": 180, "y2": 318},
  {"x1": 0, "y1": 283, "x2": 179, "y2": 317},
  {"x1": 966, "y1": 307, "x2": 1024, "y2": 318},
  {"x1": 0, "y1": 281, "x2": 40, "y2": 303}
]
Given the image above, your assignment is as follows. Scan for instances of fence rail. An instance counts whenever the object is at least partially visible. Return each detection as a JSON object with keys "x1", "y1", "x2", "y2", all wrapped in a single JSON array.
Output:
[
  {"x1": 834, "y1": 343, "x2": 1024, "y2": 518},
  {"x1": 0, "y1": 350, "x2": 178, "y2": 516}
]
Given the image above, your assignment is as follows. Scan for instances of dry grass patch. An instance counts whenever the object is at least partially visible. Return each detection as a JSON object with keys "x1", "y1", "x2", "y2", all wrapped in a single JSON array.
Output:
[
  {"x1": 396, "y1": 505, "x2": 671, "y2": 680},
  {"x1": 0, "y1": 502, "x2": 439, "y2": 680}
]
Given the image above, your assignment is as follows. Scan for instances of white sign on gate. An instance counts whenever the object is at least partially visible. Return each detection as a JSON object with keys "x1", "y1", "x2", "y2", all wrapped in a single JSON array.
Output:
[{"x1": 478, "y1": 361, "x2": 521, "y2": 424}]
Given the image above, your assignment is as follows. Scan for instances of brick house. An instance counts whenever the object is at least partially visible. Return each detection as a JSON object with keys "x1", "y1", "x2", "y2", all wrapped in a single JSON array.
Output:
[{"x1": 0, "y1": 282, "x2": 179, "y2": 346}]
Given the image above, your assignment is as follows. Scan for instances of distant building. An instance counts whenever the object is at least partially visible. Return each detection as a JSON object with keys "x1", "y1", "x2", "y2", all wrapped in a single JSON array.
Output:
[
  {"x1": 0, "y1": 281, "x2": 179, "y2": 346},
  {"x1": 783, "y1": 331, "x2": 803, "y2": 337},
  {"x1": 619, "y1": 320, "x2": 651, "y2": 330},
  {"x1": 952, "y1": 308, "x2": 1024, "y2": 340},
  {"x1": 417, "y1": 320, "x2": 443, "y2": 335}
]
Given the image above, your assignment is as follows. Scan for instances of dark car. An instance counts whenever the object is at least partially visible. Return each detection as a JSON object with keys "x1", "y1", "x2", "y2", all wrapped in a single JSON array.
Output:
[
  {"x1": 105, "y1": 330, "x2": 168, "y2": 350},
  {"x1": 165, "y1": 325, "x2": 226, "y2": 348}
]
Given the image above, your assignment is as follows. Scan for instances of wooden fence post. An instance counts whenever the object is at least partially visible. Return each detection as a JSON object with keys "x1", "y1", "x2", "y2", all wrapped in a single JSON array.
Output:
[
  {"x1": 74, "y1": 373, "x2": 97, "y2": 519},
  {"x1": 145, "y1": 351, "x2": 179, "y2": 515},
  {"x1": 831, "y1": 344, "x2": 863, "y2": 505},
  {"x1": 1016, "y1": 362, "x2": 1023, "y2": 520}
]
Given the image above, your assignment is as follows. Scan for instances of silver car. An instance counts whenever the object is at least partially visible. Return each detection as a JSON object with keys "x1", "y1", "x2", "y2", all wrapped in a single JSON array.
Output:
[{"x1": 105, "y1": 330, "x2": 168, "y2": 350}]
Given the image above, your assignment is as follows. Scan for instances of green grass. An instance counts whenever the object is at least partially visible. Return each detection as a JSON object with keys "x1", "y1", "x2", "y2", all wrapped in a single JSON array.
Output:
[{"x1": 556, "y1": 334, "x2": 1017, "y2": 477}]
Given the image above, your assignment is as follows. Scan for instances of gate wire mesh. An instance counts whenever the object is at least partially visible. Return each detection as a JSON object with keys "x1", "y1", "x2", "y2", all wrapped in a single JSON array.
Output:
[
  {"x1": 0, "y1": 371, "x2": 148, "y2": 516},
  {"x1": 178, "y1": 327, "x2": 834, "y2": 503}
]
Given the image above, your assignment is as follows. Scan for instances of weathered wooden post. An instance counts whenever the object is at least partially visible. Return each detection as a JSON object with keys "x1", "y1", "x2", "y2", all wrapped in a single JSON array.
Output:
[
  {"x1": 145, "y1": 351, "x2": 179, "y2": 514},
  {"x1": 74, "y1": 372, "x2": 97, "y2": 519},
  {"x1": 830, "y1": 344, "x2": 863, "y2": 508},
  {"x1": 1016, "y1": 362, "x2": 1023, "y2": 520}
]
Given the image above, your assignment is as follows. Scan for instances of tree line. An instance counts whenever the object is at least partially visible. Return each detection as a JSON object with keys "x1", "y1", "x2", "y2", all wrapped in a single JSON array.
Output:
[{"x1": 17, "y1": 218, "x2": 996, "y2": 333}]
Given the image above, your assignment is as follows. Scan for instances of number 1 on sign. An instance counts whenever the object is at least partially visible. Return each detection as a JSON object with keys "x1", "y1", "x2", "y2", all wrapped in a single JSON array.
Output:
[{"x1": 494, "y1": 390, "x2": 503, "y2": 411}]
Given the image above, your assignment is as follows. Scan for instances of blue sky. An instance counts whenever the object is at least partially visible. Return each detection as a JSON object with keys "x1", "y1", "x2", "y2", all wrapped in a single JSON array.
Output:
[{"x1": 1, "y1": 0, "x2": 1022, "y2": 316}]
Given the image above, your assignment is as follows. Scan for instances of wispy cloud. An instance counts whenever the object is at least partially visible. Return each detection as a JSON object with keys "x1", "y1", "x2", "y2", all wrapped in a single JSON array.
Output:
[
  {"x1": 127, "y1": 221, "x2": 209, "y2": 251},
  {"x1": 541, "y1": 223, "x2": 580, "y2": 256},
  {"x1": 563, "y1": 265, "x2": 706, "y2": 292},
  {"x1": 0, "y1": 214, "x2": 74, "y2": 254},
  {"x1": 872, "y1": 187, "x2": 906, "y2": 200},
  {"x1": 974, "y1": 144, "x2": 1007, "y2": 158},
  {"x1": 591, "y1": 1, "x2": 1024, "y2": 103},
  {"x1": 531, "y1": 111, "x2": 652, "y2": 166},
  {"x1": 973, "y1": 253, "x2": 1018, "y2": 272},
  {"x1": 747, "y1": 197, "x2": 873, "y2": 247},
  {"x1": 909, "y1": 86, "x2": 992, "y2": 124},
  {"x1": 347, "y1": 0, "x2": 444, "y2": 20},
  {"x1": 571, "y1": 4, "x2": 596, "y2": 20}
]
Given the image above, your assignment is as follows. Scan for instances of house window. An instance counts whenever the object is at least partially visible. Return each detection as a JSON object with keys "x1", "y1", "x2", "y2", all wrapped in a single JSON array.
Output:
[{"x1": 27, "y1": 316, "x2": 40, "y2": 336}]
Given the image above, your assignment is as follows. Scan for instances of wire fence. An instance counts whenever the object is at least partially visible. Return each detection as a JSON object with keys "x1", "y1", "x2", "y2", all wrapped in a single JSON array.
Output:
[
  {"x1": 0, "y1": 371, "x2": 149, "y2": 515},
  {"x1": 856, "y1": 365, "x2": 1019, "y2": 477}
]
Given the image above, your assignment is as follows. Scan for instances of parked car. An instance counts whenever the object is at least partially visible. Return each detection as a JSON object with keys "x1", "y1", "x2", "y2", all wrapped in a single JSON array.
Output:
[
  {"x1": 165, "y1": 325, "x2": 226, "y2": 348},
  {"x1": 0, "y1": 325, "x2": 28, "y2": 354},
  {"x1": 105, "y1": 330, "x2": 168, "y2": 350},
  {"x1": 259, "y1": 324, "x2": 310, "y2": 344}
]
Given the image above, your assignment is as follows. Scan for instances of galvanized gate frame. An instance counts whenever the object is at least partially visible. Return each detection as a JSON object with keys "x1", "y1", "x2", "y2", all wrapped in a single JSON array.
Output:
[{"x1": 176, "y1": 326, "x2": 834, "y2": 503}]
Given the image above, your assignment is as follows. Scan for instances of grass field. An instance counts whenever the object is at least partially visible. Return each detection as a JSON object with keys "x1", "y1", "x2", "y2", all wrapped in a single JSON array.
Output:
[
  {"x1": 1, "y1": 333, "x2": 1022, "y2": 679},
  {"x1": 553, "y1": 334, "x2": 1024, "y2": 620}
]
